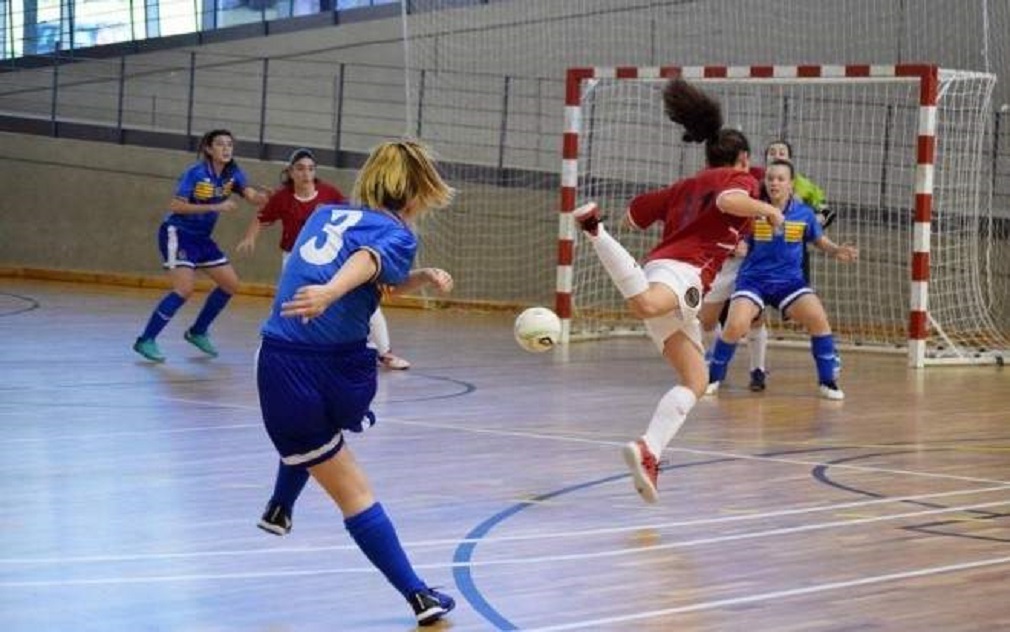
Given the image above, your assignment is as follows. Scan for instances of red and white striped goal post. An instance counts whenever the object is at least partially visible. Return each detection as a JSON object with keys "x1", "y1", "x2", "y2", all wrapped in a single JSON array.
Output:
[{"x1": 556, "y1": 64, "x2": 938, "y2": 368}]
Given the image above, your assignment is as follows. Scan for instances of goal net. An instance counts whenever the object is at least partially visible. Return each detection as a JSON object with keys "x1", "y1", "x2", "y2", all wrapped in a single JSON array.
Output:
[{"x1": 560, "y1": 65, "x2": 1008, "y2": 367}]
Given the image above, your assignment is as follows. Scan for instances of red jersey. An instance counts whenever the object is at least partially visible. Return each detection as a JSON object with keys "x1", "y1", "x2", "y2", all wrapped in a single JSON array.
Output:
[
  {"x1": 627, "y1": 167, "x2": 760, "y2": 291},
  {"x1": 258, "y1": 180, "x2": 347, "y2": 252}
]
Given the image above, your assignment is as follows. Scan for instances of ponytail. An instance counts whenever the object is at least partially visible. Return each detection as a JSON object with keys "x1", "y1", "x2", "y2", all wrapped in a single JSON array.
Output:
[{"x1": 662, "y1": 79, "x2": 750, "y2": 168}]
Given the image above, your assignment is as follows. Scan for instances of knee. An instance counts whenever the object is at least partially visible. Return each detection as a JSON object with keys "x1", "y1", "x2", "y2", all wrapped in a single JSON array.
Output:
[
  {"x1": 629, "y1": 295, "x2": 667, "y2": 320},
  {"x1": 799, "y1": 313, "x2": 830, "y2": 336},
  {"x1": 174, "y1": 285, "x2": 195, "y2": 300},
  {"x1": 219, "y1": 280, "x2": 240, "y2": 295},
  {"x1": 721, "y1": 320, "x2": 749, "y2": 342}
]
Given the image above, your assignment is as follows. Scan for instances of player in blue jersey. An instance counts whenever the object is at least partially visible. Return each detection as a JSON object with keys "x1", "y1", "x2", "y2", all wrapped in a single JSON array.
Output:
[
  {"x1": 256, "y1": 139, "x2": 456, "y2": 626},
  {"x1": 133, "y1": 129, "x2": 267, "y2": 362},
  {"x1": 707, "y1": 160, "x2": 858, "y2": 399}
]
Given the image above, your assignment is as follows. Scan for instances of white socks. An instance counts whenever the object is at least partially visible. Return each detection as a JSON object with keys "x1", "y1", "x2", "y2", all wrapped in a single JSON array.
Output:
[
  {"x1": 748, "y1": 323, "x2": 768, "y2": 372},
  {"x1": 642, "y1": 385, "x2": 698, "y2": 457},
  {"x1": 368, "y1": 307, "x2": 391, "y2": 354},
  {"x1": 588, "y1": 225, "x2": 650, "y2": 299}
]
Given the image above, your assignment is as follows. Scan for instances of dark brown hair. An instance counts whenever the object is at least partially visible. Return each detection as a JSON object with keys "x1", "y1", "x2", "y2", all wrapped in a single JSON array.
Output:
[
  {"x1": 662, "y1": 78, "x2": 750, "y2": 168},
  {"x1": 766, "y1": 158, "x2": 795, "y2": 179}
]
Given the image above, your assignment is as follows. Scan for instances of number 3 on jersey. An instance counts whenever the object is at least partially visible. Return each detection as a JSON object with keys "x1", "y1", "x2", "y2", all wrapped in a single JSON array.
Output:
[{"x1": 298, "y1": 209, "x2": 364, "y2": 265}]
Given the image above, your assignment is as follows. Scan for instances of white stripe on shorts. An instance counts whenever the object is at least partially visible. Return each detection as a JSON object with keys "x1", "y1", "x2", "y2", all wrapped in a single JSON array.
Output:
[{"x1": 281, "y1": 431, "x2": 343, "y2": 466}]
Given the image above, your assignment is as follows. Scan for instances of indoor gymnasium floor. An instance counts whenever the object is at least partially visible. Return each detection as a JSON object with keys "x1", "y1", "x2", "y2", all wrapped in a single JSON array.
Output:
[{"x1": 2, "y1": 278, "x2": 1009, "y2": 631}]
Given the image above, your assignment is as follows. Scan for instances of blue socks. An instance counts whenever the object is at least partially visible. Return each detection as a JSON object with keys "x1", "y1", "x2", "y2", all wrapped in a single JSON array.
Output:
[
  {"x1": 270, "y1": 461, "x2": 309, "y2": 513},
  {"x1": 345, "y1": 502, "x2": 426, "y2": 598},
  {"x1": 140, "y1": 291, "x2": 186, "y2": 340},
  {"x1": 190, "y1": 288, "x2": 232, "y2": 335},
  {"x1": 708, "y1": 338, "x2": 739, "y2": 384},
  {"x1": 811, "y1": 334, "x2": 837, "y2": 384}
]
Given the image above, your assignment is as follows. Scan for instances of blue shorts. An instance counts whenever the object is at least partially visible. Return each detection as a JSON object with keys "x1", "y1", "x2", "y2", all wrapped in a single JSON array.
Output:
[
  {"x1": 257, "y1": 336, "x2": 378, "y2": 468},
  {"x1": 732, "y1": 276, "x2": 813, "y2": 316},
  {"x1": 159, "y1": 223, "x2": 228, "y2": 269}
]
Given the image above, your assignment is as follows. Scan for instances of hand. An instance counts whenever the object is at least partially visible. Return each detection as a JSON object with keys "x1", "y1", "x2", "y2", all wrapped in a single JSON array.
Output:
[
  {"x1": 235, "y1": 237, "x2": 255, "y2": 255},
  {"x1": 281, "y1": 285, "x2": 337, "y2": 322},
  {"x1": 252, "y1": 187, "x2": 271, "y2": 206},
  {"x1": 763, "y1": 206, "x2": 785, "y2": 229},
  {"x1": 424, "y1": 268, "x2": 454, "y2": 293},
  {"x1": 216, "y1": 199, "x2": 238, "y2": 213},
  {"x1": 733, "y1": 240, "x2": 749, "y2": 258},
  {"x1": 834, "y1": 244, "x2": 859, "y2": 262}
]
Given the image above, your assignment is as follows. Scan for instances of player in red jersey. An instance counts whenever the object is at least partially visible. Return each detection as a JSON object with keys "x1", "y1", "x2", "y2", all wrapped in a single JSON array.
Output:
[
  {"x1": 573, "y1": 78, "x2": 784, "y2": 504},
  {"x1": 237, "y1": 149, "x2": 411, "y2": 369}
]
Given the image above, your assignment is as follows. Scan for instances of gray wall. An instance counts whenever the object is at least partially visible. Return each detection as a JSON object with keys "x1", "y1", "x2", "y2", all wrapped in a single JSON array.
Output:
[
  {"x1": 0, "y1": 131, "x2": 556, "y2": 300},
  {"x1": 0, "y1": 132, "x2": 357, "y2": 285},
  {"x1": 0, "y1": 0, "x2": 1007, "y2": 326}
]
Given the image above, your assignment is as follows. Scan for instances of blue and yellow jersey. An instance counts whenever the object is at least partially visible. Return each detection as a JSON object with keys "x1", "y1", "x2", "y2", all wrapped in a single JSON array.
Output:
[
  {"x1": 262, "y1": 204, "x2": 416, "y2": 345},
  {"x1": 738, "y1": 198, "x2": 822, "y2": 287},
  {"x1": 164, "y1": 160, "x2": 249, "y2": 237}
]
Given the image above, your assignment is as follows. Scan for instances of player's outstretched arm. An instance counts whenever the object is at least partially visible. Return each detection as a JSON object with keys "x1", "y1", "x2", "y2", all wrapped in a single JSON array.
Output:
[
  {"x1": 243, "y1": 185, "x2": 270, "y2": 207},
  {"x1": 814, "y1": 236, "x2": 859, "y2": 262},
  {"x1": 388, "y1": 268, "x2": 454, "y2": 296},
  {"x1": 281, "y1": 250, "x2": 378, "y2": 321},
  {"x1": 236, "y1": 218, "x2": 264, "y2": 254},
  {"x1": 718, "y1": 191, "x2": 784, "y2": 227}
]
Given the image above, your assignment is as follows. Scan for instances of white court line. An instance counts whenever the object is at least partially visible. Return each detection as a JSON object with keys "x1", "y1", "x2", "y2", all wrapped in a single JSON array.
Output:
[
  {"x1": 525, "y1": 554, "x2": 1010, "y2": 631},
  {"x1": 0, "y1": 422, "x2": 259, "y2": 444},
  {"x1": 161, "y1": 397, "x2": 1010, "y2": 487},
  {"x1": 389, "y1": 417, "x2": 1010, "y2": 486},
  {"x1": 3, "y1": 498, "x2": 1007, "y2": 587},
  {"x1": 4, "y1": 395, "x2": 1009, "y2": 487},
  {"x1": 3, "y1": 485, "x2": 1008, "y2": 566}
]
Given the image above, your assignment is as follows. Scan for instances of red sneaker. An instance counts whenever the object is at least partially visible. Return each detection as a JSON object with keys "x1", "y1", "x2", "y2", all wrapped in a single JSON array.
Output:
[
  {"x1": 572, "y1": 201, "x2": 601, "y2": 236},
  {"x1": 622, "y1": 438, "x2": 659, "y2": 503}
]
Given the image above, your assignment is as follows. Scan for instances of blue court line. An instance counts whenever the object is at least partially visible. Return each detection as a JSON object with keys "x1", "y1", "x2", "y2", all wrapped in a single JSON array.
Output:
[
  {"x1": 455, "y1": 441, "x2": 1010, "y2": 628},
  {"x1": 452, "y1": 457, "x2": 734, "y2": 630},
  {"x1": 0, "y1": 292, "x2": 40, "y2": 317}
]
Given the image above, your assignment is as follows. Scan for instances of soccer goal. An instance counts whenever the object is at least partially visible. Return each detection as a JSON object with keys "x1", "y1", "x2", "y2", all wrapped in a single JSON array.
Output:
[{"x1": 557, "y1": 64, "x2": 1009, "y2": 367}]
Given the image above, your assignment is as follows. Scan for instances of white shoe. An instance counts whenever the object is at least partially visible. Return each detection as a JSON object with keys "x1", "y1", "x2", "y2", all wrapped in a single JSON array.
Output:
[
  {"x1": 379, "y1": 352, "x2": 411, "y2": 370},
  {"x1": 818, "y1": 382, "x2": 845, "y2": 400},
  {"x1": 704, "y1": 381, "x2": 720, "y2": 396}
]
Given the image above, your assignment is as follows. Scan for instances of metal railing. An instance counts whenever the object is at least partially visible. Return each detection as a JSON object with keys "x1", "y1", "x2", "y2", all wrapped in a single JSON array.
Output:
[{"x1": 1, "y1": 0, "x2": 400, "y2": 61}]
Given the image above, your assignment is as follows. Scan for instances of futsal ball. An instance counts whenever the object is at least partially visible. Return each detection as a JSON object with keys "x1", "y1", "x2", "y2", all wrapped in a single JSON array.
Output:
[{"x1": 514, "y1": 307, "x2": 562, "y2": 353}]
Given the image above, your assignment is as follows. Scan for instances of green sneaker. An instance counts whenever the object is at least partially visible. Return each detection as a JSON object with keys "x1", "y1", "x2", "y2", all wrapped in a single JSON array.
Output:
[
  {"x1": 133, "y1": 337, "x2": 166, "y2": 363},
  {"x1": 184, "y1": 329, "x2": 219, "y2": 357}
]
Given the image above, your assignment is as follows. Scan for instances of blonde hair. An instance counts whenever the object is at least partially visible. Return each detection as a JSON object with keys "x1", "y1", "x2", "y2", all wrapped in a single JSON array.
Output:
[{"x1": 353, "y1": 139, "x2": 455, "y2": 219}]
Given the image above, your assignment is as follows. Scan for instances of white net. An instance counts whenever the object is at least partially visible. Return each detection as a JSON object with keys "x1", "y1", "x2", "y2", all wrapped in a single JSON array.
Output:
[
  {"x1": 401, "y1": 0, "x2": 1010, "y2": 360},
  {"x1": 569, "y1": 70, "x2": 1009, "y2": 364}
]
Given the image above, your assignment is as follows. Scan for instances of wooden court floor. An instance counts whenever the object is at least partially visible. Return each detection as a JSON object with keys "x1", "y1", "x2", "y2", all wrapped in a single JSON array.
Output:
[{"x1": 2, "y1": 278, "x2": 1009, "y2": 631}]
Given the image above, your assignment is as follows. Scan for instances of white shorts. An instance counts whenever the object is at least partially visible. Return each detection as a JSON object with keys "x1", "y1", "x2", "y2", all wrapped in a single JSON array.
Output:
[
  {"x1": 704, "y1": 256, "x2": 742, "y2": 305},
  {"x1": 641, "y1": 259, "x2": 704, "y2": 353}
]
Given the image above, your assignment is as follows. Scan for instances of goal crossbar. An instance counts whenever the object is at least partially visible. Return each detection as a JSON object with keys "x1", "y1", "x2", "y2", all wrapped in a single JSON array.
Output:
[{"x1": 557, "y1": 64, "x2": 1006, "y2": 368}]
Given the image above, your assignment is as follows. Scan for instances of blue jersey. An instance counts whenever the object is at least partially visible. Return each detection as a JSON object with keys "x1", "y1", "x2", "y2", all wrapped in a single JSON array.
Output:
[
  {"x1": 262, "y1": 204, "x2": 416, "y2": 345},
  {"x1": 737, "y1": 198, "x2": 823, "y2": 287},
  {"x1": 164, "y1": 160, "x2": 249, "y2": 237}
]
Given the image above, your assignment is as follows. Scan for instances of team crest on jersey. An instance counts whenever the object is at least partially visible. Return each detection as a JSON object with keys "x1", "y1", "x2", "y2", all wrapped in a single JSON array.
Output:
[
  {"x1": 784, "y1": 221, "x2": 806, "y2": 242},
  {"x1": 685, "y1": 286, "x2": 701, "y2": 309},
  {"x1": 194, "y1": 181, "x2": 215, "y2": 200}
]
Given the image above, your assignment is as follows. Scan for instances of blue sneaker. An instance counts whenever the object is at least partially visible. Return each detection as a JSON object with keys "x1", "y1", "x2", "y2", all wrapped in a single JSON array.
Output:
[
  {"x1": 133, "y1": 337, "x2": 165, "y2": 363},
  {"x1": 409, "y1": 587, "x2": 455, "y2": 626},
  {"x1": 748, "y1": 368, "x2": 767, "y2": 392},
  {"x1": 184, "y1": 329, "x2": 219, "y2": 357}
]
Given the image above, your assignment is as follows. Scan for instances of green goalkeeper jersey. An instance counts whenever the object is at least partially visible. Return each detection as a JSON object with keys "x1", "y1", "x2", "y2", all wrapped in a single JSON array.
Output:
[{"x1": 794, "y1": 173, "x2": 826, "y2": 211}]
